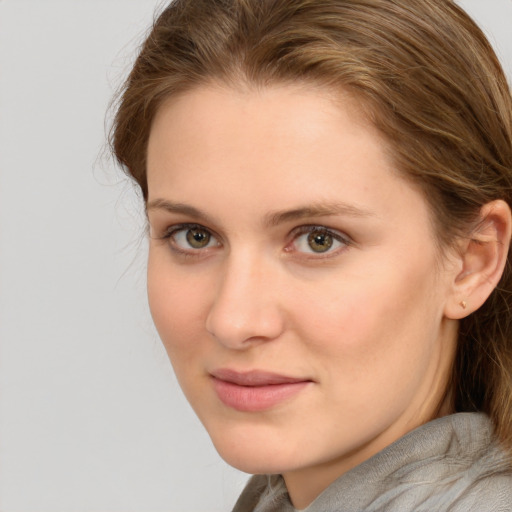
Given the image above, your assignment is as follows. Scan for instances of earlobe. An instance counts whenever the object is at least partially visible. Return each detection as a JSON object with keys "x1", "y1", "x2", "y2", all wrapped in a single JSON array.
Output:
[{"x1": 444, "y1": 200, "x2": 512, "y2": 320}]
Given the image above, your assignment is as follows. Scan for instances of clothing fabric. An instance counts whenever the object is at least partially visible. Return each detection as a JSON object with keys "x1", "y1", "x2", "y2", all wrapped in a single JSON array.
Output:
[{"x1": 232, "y1": 413, "x2": 512, "y2": 512}]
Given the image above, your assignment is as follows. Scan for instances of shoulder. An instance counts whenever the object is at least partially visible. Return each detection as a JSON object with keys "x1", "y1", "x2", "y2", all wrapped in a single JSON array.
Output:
[
  {"x1": 359, "y1": 414, "x2": 512, "y2": 511},
  {"x1": 447, "y1": 473, "x2": 512, "y2": 512},
  {"x1": 376, "y1": 414, "x2": 512, "y2": 512}
]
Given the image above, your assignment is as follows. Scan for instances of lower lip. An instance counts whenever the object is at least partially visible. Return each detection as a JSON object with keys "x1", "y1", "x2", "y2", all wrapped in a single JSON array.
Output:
[{"x1": 212, "y1": 378, "x2": 310, "y2": 412}]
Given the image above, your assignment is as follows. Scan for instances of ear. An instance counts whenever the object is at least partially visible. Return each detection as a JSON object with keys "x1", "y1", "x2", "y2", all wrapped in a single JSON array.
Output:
[{"x1": 444, "y1": 200, "x2": 512, "y2": 319}]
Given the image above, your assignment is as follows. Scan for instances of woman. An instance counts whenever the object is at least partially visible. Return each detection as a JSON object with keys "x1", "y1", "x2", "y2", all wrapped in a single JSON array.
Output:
[{"x1": 111, "y1": 0, "x2": 512, "y2": 510}]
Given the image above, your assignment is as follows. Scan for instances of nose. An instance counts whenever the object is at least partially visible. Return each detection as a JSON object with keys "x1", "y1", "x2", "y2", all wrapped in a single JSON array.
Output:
[{"x1": 205, "y1": 252, "x2": 285, "y2": 349}]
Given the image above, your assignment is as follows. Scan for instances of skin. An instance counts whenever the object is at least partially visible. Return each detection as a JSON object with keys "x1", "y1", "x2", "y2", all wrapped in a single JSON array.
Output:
[{"x1": 145, "y1": 83, "x2": 463, "y2": 509}]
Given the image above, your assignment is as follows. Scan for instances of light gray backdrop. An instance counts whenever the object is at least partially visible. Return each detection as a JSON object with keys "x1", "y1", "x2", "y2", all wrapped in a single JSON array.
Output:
[{"x1": 0, "y1": 1, "x2": 511, "y2": 511}]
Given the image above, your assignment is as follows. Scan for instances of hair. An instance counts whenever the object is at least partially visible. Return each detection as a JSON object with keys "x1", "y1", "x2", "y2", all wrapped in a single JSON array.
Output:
[{"x1": 111, "y1": 0, "x2": 512, "y2": 452}]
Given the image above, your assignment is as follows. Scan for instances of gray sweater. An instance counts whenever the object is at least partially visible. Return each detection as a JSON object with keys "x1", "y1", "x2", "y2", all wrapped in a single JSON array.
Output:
[{"x1": 232, "y1": 413, "x2": 512, "y2": 512}]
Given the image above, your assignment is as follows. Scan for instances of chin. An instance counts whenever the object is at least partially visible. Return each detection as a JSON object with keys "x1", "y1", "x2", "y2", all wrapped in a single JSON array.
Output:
[
  {"x1": 212, "y1": 428, "x2": 315, "y2": 477},
  {"x1": 217, "y1": 446, "x2": 293, "y2": 475}
]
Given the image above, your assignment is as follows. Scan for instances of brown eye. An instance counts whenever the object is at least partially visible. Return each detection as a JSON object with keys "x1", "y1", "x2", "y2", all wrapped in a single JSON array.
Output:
[
  {"x1": 185, "y1": 227, "x2": 211, "y2": 248},
  {"x1": 291, "y1": 226, "x2": 348, "y2": 256},
  {"x1": 167, "y1": 224, "x2": 219, "y2": 252},
  {"x1": 307, "y1": 229, "x2": 334, "y2": 253}
]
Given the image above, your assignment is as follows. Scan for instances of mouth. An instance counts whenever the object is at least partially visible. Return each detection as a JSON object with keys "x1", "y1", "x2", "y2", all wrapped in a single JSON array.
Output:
[{"x1": 210, "y1": 369, "x2": 313, "y2": 412}]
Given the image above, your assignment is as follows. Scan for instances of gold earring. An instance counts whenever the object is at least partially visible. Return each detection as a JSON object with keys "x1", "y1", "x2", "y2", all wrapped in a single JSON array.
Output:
[{"x1": 460, "y1": 300, "x2": 467, "y2": 310}]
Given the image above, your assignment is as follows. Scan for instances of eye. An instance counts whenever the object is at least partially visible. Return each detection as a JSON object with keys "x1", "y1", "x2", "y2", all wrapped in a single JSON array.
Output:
[
  {"x1": 166, "y1": 224, "x2": 220, "y2": 252},
  {"x1": 291, "y1": 226, "x2": 349, "y2": 255}
]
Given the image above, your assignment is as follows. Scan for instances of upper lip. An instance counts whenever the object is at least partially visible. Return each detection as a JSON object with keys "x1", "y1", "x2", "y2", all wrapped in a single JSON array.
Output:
[{"x1": 210, "y1": 368, "x2": 311, "y2": 386}]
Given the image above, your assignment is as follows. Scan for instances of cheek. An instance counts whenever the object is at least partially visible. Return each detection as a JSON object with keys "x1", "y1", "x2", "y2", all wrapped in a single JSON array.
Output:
[
  {"x1": 295, "y1": 253, "x2": 444, "y2": 374},
  {"x1": 147, "y1": 251, "x2": 208, "y2": 361},
  {"x1": 285, "y1": 266, "x2": 444, "y2": 445}
]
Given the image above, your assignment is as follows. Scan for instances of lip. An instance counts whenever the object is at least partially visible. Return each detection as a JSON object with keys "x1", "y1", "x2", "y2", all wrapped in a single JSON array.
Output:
[{"x1": 210, "y1": 369, "x2": 312, "y2": 412}]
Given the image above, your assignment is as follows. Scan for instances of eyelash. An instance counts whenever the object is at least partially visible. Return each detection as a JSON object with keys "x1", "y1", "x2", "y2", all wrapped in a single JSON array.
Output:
[
  {"x1": 157, "y1": 223, "x2": 351, "y2": 259},
  {"x1": 158, "y1": 223, "x2": 222, "y2": 257},
  {"x1": 286, "y1": 225, "x2": 352, "y2": 259}
]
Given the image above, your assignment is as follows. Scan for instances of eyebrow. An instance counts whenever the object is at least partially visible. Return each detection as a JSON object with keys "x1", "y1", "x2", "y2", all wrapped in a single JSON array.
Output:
[
  {"x1": 265, "y1": 203, "x2": 376, "y2": 226},
  {"x1": 146, "y1": 198, "x2": 214, "y2": 223},
  {"x1": 146, "y1": 198, "x2": 375, "y2": 226}
]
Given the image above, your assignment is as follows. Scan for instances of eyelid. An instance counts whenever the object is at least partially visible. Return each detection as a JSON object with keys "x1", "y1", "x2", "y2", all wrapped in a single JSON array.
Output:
[
  {"x1": 157, "y1": 223, "x2": 222, "y2": 255},
  {"x1": 153, "y1": 222, "x2": 351, "y2": 260},
  {"x1": 286, "y1": 224, "x2": 352, "y2": 257},
  {"x1": 153, "y1": 222, "x2": 215, "y2": 239}
]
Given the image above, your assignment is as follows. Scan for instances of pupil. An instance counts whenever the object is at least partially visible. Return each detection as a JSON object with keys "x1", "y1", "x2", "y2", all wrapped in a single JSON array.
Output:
[
  {"x1": 308, "y1": 230, "x2": 333, "y2": 253},
  {"x1": 187, "y1": 228, "x2": 210, "y2": 248}
]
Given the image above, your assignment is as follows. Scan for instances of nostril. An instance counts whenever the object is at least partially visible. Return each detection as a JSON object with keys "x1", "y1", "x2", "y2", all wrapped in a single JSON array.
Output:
[{"x1": 205, "y1": 302, "x2": 284, "y2": 349}]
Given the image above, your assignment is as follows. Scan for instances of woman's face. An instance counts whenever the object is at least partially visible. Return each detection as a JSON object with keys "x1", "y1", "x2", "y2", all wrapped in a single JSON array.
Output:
[{"x1": 146, "y1": 84, "x2": 459, "y2": 501}]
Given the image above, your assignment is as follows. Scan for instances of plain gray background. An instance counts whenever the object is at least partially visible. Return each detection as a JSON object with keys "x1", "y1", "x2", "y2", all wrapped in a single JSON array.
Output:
[{"x1": 0, "y1": 1, "x2": 511, "y2": 511}]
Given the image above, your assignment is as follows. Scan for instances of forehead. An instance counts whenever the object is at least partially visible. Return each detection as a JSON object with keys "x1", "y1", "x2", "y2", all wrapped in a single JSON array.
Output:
[
  {"x1": 148, "y1": 83, "x2": 385, "y2": 184},
  {"x1": 146, "y1": 83, "x2": 432, "y2": 236}
]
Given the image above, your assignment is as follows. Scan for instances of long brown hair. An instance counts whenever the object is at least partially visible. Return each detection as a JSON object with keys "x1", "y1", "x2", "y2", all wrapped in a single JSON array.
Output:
[{"x1": 111, "y1": 0, "x2": 512, "y2": 451}]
